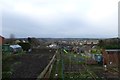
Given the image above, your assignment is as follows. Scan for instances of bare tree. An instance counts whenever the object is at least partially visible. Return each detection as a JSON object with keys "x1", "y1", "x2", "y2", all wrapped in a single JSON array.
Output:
[
  {"x1": 9, "y1": 34, "x2": 15, "y2": 44},
  {"x1": 10, "y1": 34, "x2": 15, "y2": 39}
]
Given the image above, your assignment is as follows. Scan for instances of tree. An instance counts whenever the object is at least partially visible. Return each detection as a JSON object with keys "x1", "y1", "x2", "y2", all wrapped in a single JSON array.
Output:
[
  {"x1": 98, "y1": 40, "x2": 104, "y2": 47},
  {"x1": 98, "y1": 38, "x2": 120, "y2": 49},
  {"x1": 8, "y1": 34, "x2": 15, "y2": 44},
  {"x1": 18, "y1": 42, "x2": 31, "y2": 51},
  {"x1": 10, "y1": 34, "x2": 15, "y2": 39},
  {"x1": 27, "y1": 37, "x2": 32, "y2": 43}
]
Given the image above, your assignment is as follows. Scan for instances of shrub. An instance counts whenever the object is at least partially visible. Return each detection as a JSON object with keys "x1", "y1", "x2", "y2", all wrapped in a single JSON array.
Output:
[{"x1": 18, "y1": 42, "x2": 31, "y2": 51}]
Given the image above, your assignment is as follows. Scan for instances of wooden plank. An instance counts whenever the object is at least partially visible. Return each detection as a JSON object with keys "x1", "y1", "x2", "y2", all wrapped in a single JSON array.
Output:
[{"x1": 37, "y1": 54, "x2": 56, "y2": 79}]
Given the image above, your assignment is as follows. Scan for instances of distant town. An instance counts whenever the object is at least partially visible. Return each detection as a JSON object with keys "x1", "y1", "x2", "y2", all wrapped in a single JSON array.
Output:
[{"x1": 1, "y1": 35, "x2": 120, "y2": 79}]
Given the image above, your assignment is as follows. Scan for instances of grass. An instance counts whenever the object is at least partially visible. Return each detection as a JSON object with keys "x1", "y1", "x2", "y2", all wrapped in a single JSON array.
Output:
[
  {"x1": 2, "y1": 51, "x2": 25, "y2": 78},
  {"x1": 64, "y1": 71, "x2": 93, "y2": 79},
  {"x1": 49, "y1": 60, "x2": 57, "y2": 78},
  {"x1": 58, "y1": 59, "x2": 63, "y2": 78},
  {"x1": 50, "y1": 50, "x2": 102, "y2": 79},
  {"x1": 50, "y1": 51, "x2": 63, "y2": 79}
]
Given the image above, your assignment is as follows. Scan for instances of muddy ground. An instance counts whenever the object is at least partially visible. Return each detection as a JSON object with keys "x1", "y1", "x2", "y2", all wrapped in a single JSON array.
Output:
[{"x1": 3, "y1": 48, "x2": 56, "y2": 79}]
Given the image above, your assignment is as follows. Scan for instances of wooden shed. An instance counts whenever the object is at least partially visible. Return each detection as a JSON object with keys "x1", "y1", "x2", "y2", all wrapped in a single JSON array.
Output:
[
  {"x1": 102, "y1": 49, "x2": 120, "y2": 67},
  {"x1": 0, "y1": 35, "x2": 4, "y2": 45}
]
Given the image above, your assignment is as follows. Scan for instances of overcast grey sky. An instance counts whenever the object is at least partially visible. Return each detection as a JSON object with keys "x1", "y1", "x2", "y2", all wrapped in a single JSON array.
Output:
[{"x1": 0, "y1": 0, "x2": 119, "y2": 38}]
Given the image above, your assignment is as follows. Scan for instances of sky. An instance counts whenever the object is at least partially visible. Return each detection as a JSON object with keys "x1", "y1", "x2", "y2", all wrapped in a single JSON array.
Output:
[{"x1": 0, "y1": 0, "x2": 119, "y2": 38}]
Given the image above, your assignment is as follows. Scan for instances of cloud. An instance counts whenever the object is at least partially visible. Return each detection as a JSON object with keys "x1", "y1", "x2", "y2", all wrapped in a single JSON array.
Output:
[{"x1": 1, "y1": 0, "x2": 119, "y2": 38}]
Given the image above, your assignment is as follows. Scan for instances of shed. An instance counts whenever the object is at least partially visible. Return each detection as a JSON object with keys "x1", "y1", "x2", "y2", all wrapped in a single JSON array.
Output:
[
  {"x1": 102, "y1": 49, "x2": 120, "y2": 67},
  {"x1": 0, "y1": 35, "x2": 5, "y2": 45},
  {"x1": 10, "y1": 44, "x2": 22, "y2": 53},
  {"x1": 2, "y1": 44, "x2": 11, "y2": 52}
]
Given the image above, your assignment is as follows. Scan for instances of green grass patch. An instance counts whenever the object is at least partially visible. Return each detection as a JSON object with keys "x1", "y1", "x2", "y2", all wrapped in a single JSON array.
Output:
[{"x1": 50, "y1": 60, "x2": 57, "y2": 78}]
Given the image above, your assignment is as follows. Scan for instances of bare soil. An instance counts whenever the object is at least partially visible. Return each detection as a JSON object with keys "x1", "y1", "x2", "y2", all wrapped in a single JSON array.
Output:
[{"x1": 9, "y1": 48, "x2": 55, "y2": 79}]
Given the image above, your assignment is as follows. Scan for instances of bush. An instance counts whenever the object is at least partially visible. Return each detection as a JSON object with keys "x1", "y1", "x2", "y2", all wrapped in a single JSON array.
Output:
[
  {"x1": 18, "y1": 42, "x2": 31, "y2": 51},
  {"x1": 102, "y1": 44, "x2": 120, "y2": 49}
]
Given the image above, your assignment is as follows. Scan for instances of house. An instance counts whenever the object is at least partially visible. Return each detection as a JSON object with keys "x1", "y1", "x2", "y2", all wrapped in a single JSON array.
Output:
[
  {"x1": 85, "y1": 40, "x2": 99, "y2": 46},
  {"x1": 102, "y1": 49, "x2": 120, "y2": 68},
  {"x1": 48, "y1": 43, "x2": 58, "y2": 49},
  {"x1": 15, "y1": 40, "x2": 21, "y2": 44},
  {"x1": 0, "y1": 35, "x2": 5, "y2": 45}
]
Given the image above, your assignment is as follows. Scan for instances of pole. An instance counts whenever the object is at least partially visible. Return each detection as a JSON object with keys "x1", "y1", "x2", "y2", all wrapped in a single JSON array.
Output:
[{"x1": 61, "y1": 49, "x2": 64, "y2": 80}]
